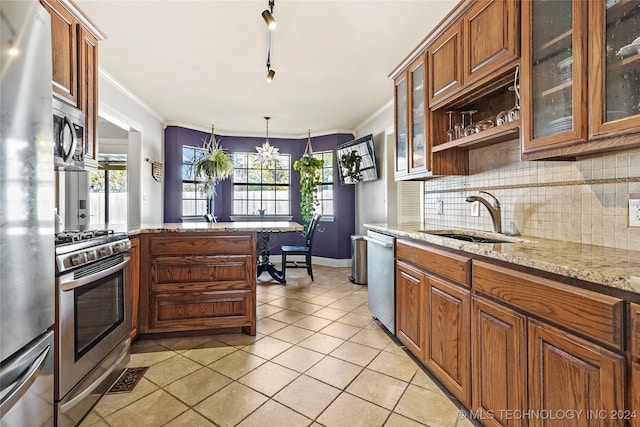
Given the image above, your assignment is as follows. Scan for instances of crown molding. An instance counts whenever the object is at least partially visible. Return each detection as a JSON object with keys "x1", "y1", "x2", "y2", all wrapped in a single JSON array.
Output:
[
  {"x1": 164, "y1": 121, "x2": 355, "y2": 140},
  {"x1": 98, "y1": 68, "x2": 165, "y2": 123},
  {"x1": 355, "y1": 98, "x2": 393, "y2": 133}
]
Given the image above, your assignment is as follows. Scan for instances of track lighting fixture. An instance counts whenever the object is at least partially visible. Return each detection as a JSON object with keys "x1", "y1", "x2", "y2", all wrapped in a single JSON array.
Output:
[
  {"x1": 263, "y1": 0, "x2": 276, "y2": 82},
  {"x1": 262, "y1": 10, "x2": 276, "y2": 29},
  {"x1": 266, "y1": 69, "x2": 275, "y2": 82}
]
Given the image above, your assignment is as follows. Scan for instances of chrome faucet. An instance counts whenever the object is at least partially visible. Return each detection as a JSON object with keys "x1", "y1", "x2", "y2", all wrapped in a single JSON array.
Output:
[{"x1": 466, "y1": 191, "x2": 502, "y2": 234}]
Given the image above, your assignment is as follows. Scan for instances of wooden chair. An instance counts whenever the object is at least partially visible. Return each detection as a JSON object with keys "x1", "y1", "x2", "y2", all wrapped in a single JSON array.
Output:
[{"x1": 281, "y1": 213, "x2": 321, "y2": 281}]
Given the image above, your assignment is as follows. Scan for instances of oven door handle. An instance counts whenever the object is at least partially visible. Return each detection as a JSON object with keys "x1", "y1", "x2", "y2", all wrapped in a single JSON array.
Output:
[
  {"x1": 59, "y1": 338, "x2": 130, "y2": 415},
  {"x1": 60, "y1": 257, "x2": 130, "y2": 292}
]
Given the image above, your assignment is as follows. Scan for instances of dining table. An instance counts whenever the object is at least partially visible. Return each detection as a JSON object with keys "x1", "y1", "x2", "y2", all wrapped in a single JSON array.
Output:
[{"x1": 230, "y1": 221, "x2": 304, "y2": 283}]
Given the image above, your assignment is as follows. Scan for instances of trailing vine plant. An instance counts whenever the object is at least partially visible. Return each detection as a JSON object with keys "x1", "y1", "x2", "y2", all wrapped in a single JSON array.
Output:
[{"x1": 293, "y1": 154, "x2": 324, "y2": 225}]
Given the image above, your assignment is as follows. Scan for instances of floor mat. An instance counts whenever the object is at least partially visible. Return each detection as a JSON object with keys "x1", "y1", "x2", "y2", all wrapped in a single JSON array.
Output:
[{"x1": 108, "y1": 367, "x2": 149, "y2": 394}]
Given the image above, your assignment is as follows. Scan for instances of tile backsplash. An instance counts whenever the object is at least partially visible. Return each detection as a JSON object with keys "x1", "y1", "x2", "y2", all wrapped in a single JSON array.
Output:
[{"x1": 424, "y1": 138, "x2": 640, "y2": 251}]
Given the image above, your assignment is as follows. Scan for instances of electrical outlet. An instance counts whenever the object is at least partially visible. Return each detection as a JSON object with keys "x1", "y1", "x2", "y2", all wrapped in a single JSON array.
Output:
[
  {"x1": 471, "y1": 201, "x2": 479, "y2": 217},
  {"x1": 630, "y1": 198, "x2": 640, "y2": 227},
  {"x1": 437, "y1": 200, "x2": 444, "y2": 215}
]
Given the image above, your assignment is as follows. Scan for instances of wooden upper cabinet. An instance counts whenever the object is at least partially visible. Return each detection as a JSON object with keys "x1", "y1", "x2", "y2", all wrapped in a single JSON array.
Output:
[
  {"x1": 394, "y1": 72, "x2": 409, "y2": 178},
  {"x1": 588, "y1": 0, "x2": 640, "y2": 141},
  {"x1": 409, "y1": 56, "x2": 429, "y2": 174},
  {"x1": 521, "y1": 0, "x2": 589, "y2": 155},
  {"x1": 41, "y1": 0, "x2": 78, "y2": 108},
  {"x1": 522, "y1": 0, "x2": 640, "y2": 159},
  {"x1": 428, "y1": 22, "x2": 463, "y2": 107},
  {"x1": 463, "y1": 0, "x2": 520, "y2": 86},
  {"x1": 78, "y1": 27, "x2": 98, "y2": 169}
]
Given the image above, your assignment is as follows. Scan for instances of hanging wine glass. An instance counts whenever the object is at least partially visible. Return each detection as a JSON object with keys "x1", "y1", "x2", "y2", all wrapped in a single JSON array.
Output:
[
  {"x1": 446, "y1": 111, "x2": 456, "y2": 141},
  {"x1": 463, "y1": 110, "x2": 478, "y2": 136},
  {"x1": 508, "y1": 66, "x2": 520, "y2": 122},
  {"x1": 454, "y1": 111, "x2": 467, "y2": 139}
]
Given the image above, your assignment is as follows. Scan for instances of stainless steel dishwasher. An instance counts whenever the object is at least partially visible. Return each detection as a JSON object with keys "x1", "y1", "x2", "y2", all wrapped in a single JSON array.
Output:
[{"x1": 364, "y1": 230, "x2": 395, "y2": 335}]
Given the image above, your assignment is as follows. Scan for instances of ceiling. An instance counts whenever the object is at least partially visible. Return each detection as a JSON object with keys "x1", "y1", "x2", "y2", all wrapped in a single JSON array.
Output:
[{"x1": 77, "y1": 0, "x2": 458, "y2": 136}]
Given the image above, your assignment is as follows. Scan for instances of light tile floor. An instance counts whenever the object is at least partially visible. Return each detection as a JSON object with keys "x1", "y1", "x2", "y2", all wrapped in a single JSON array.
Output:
[{"x1": 80, "y1": 266, "x2": 475, "y2": 427}]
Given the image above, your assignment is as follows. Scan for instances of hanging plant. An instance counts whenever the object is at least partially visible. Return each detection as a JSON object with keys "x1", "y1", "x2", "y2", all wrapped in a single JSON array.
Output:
[
  {"x1": 193, "y1": 126, "x2": 234, "y2": 196},
  {"x1": 293, "y1": 154, "x2": 324, "y2": 225},
  {"x1": 340, "y1": 150, "x2": 362, "y2": 183}
]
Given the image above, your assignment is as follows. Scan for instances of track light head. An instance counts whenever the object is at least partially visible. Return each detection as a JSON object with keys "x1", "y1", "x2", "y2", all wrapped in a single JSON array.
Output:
[
  {"x1": 266, "y1": 69, "x2": 275, "y2": 82},
  {"x1": 262, "y1": 10, "x2": 276, "y2": 29}
]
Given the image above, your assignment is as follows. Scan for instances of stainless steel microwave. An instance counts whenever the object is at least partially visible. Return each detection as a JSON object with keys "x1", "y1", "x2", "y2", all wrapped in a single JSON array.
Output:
[{"x1": 53, "y1": 99, "x2": 85, "y2": 171}]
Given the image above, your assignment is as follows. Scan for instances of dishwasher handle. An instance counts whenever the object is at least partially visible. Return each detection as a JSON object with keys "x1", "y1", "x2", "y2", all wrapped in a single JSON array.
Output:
[{"x1": 363, "y1": 235, "x2": 394, "y2": 249}]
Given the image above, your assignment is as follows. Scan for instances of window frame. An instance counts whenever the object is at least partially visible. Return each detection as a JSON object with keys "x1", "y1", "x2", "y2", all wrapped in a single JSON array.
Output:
[
  {"x1": 231, "y1": 152, "x2": 291, "y2": 217},
  {"x1": 312, "y1": 150, "x2": 334, "y2": 218},
  {"x1": 181, "y1": 145, "x2": 210, "y2": 218}
]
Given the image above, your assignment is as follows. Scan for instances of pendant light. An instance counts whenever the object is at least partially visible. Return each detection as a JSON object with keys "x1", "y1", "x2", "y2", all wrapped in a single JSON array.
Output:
[{"x1": 256, "y1": 117, "x2": 279, "y2": 162}]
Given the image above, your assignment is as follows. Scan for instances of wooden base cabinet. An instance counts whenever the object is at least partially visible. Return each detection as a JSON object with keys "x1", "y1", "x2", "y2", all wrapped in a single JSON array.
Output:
[
  {"x1": 129, "y1": 237, "x2": 140, "y2": 340},
  {"x1": 528, "y1": 319, "x2": 625, "y2": 427},
  {"x1": 425, "y1": 274, "x2": 471, "y2": 408},
  {"x1": 472, "y1": 296, "x2": 527, "y2": 427},
  {"x1": 396, "y1": 261, "x2": 425, "y2": 359},
  {"x1": 396, "y1": 240, "x2": 472, "y2": 407},
  {"x1": 140, "y1": 233, "x2": 257, "y2": 336}
]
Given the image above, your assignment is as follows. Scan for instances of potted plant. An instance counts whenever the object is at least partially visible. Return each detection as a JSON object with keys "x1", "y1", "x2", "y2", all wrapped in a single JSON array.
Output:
[
  {"x1": 293, "y1": 154, "x2": 324, "y2": 224},
  {"x1": 340, "y1": 150, "x2": 362, "y2": 183},
  {"x1": 194, "y1": 126, "x2": 234, "y2": 196}
]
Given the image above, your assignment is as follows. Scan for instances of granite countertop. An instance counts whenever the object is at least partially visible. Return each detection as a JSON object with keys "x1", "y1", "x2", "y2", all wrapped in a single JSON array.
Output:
[
  {"x1": 123, "y1": 221, "x2": 304, "y2": 234},
  {"x1": 365, "y1": 223, "x2": 640, "y2": 295}
]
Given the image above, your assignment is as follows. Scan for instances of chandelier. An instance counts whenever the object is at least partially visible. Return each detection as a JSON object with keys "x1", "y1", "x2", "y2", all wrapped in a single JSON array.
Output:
[{"x1": 256, "y1": 117, "x2": 279, "y2": 162}]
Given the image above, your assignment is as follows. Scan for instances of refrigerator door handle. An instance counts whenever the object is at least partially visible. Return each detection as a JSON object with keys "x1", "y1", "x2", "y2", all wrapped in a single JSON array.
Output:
[
  {"x1": 0, "y1": 338, "x2": 51, "y2": 416},
  {"x1": 363, "y1": 235, "x2": 394, "y2": 248}
]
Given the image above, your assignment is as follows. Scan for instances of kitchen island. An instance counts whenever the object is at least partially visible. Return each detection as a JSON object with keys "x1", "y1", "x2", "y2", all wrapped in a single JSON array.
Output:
[{"x1": 128, "y1": 222, "x2": 303, "y2": 337}]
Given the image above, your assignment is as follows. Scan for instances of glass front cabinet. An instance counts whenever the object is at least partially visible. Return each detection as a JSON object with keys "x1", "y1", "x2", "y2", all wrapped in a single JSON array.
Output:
[
  {"x1": 522, "y1": 0, "x2": 640, "y2": 159},
  {"x1": 395, "y1": 55, "x2": 430, "y2": 179},
  {"x1": 394, "y1": 72, "x2": 409, "y2": 178}
]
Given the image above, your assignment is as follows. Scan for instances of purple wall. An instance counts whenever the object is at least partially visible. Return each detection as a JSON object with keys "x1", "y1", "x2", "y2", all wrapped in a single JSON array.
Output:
[{"x1": 164, "y1": 126, "x2": 356, "y2": 259}]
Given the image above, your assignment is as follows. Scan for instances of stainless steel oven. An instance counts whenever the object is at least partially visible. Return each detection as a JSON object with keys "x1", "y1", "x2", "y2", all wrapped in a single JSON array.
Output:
[{"x1": 54, "y1": 231, "x2": 131, "y2": 427}]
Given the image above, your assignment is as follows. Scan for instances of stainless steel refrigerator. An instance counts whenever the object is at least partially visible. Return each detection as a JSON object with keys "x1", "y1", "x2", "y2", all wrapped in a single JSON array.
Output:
[{"x1": 0, "y1": 1, "x2": 55, "y2": 426}]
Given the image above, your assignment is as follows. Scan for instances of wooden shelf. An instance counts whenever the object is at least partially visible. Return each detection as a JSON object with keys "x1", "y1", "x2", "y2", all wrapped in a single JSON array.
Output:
[
  {"x1": 541, "y1": 80, "x2": 572, "y2": 97},
  {"x1": 609, "y1": 52, "x2": 640, "y2": 71},
  {"x1": 432, "y1": 120, "x2": 520, "y2": 152},
  {"x1": 534, "y1": 29, "x2": 572, "y2": 61},
  {"x1": 606, "y1": 0, "x2": 639, "y2": 25}
]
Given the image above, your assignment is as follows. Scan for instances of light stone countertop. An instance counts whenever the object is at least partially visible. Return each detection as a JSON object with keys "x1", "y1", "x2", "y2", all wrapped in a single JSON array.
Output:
[
  {"x1": 365, "y1": 223, "x2": 640, "y2": 295},
  {"x1": 124, "y1": 222, "x2": 304, "y2": 234}
]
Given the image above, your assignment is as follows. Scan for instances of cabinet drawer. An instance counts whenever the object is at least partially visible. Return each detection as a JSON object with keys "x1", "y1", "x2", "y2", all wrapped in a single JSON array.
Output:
[
  {"x1": 151, "y1": 255, "x2": 253, "y2": 292},
  {"x1": 630, "y1": 303, "x2": 640, "y2": 359},
  {"x1": 397, "y1": 240, "x2": 471, "y2": 286},
  {"x1": 150, "y1": 234, "x2": 254, "y2": 255},
  {"x1": 150, "y1": 290, "x2": 253, "y2": 332},
  {"x1": 473, "y1": 260, "x2": 624, "y2": 350}
]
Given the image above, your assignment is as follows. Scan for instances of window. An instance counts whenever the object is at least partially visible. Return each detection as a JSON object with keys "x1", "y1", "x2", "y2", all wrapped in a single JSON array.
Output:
[
  {"x1": 232, "y1": 153, "x2": 290, "y2": 215},
  {"x1": 182, "y1": 145, "x2": 209, "y2": 216},
  {"x1": 313, "y1": 151, "x2": 334, "y2": 216},
  {"x1": 89, "y1": 155, "x2": 127, "y2": 224}
]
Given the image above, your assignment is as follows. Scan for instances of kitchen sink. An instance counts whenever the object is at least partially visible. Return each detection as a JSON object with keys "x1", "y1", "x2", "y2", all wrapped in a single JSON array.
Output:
[{"x1": 419, "y1": 230, "x2": 533, "y2": 244}]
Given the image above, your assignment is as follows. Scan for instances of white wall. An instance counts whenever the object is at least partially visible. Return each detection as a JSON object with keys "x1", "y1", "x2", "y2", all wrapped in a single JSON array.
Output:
[
  {"x1": 98, "y1": 70, "x2": 165, "y2": 225},
  {"x1": 354, "y1": 101, "x2": 422, "y2": 235}
]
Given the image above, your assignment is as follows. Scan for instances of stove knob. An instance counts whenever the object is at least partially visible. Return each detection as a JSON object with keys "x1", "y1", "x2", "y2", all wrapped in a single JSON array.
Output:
[
  {"x1": 98, "y1": 247, "x2": 109, "y2": 257},
  {"x1": 71, "y1": 252, "x2": 87, "y2": 266},
  {"x1": 112, "y1": 243, "x2": 122, "y2": 252}
]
